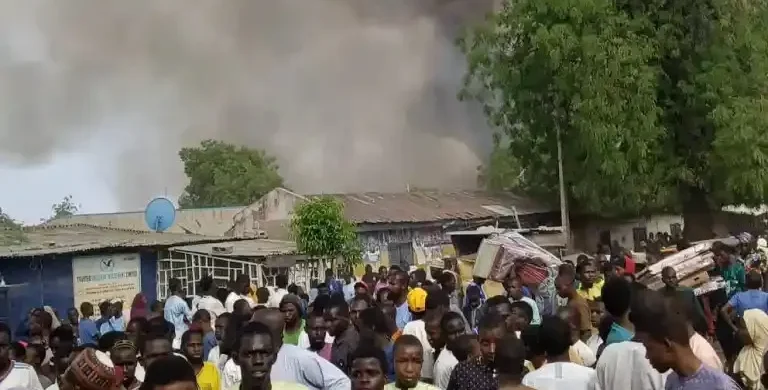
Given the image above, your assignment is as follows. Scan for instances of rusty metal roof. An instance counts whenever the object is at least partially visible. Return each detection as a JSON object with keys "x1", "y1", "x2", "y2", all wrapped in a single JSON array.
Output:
[
  {"x1": 170, "y1": 239, "x2": 298, "y2": 257},
  {"x1": 0, "y1": 224, "x2": 246, "y2": 259},
  {"x1": 311, "y1": 190, "x2": 555, "y2": 224}
]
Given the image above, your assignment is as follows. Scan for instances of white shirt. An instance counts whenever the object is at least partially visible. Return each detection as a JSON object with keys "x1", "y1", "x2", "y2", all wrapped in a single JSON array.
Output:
[
  {"x1": 433, "y1": 348, "x2": 459, "y2": 389},
  {"x1": 135, "y1": 364, "x2": 145, "y2": 382},
  {"x1": 573, "y1": 340, "x2": 597, "y2": 367},
  {"x1": 45, "y1": 384, "x2": 58, "y2": 390},
  {"x1": 0, "y1": 362, "x2": 43, "y2": 390},
  {"x1": 402, "y1": 320, "x2": 434, "y2": 380},
  {"x1": 595, "y1": 342, "x2": 667, "y2": 390},
  {"x1": 586, "y1": 334, "x2": 603, "y2": 356},
  {"x1": 522, "y1": 362, "x2": 598, "y2": 390},
  {"x1": 268, "y1": 288, "x2": 289, "y2": 308},
  {"x1": 195, "y1": 295, "x2": 226, "y2": 327},
  {"x1": 225, "y1": 292, "x2": 255, "y2": 313},
  {"x1": 297, "y1": 331, "x2": 335, "y2": 349}
]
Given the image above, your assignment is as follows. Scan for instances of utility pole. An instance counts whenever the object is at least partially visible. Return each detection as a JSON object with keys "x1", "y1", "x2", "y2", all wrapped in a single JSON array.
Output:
[{"x1": 556, "y1": 124, "x2": 571, "y2": 250}]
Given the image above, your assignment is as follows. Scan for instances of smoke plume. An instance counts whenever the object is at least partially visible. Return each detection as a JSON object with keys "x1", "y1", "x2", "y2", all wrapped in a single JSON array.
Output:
[{"x1": 0, "y1": 0, "x2": 494, "y2": 210}]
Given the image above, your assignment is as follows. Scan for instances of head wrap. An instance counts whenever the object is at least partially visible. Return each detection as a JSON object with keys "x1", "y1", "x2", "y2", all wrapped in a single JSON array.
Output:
[
  {"x1": 129, "y1": 294, "x2": 148, "y2": 319},
  {"x1": 64, "y1": 348, "x2": 121, "y2": 390}
]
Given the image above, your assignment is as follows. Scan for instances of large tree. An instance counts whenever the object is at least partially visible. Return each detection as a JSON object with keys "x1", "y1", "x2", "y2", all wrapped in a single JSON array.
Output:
[
  {"x1": 461, "y1": 0, "x2": 768, "y2": 239},
  {"x1": 178, "y1": 140, "x2": 284, "y2": 208}
]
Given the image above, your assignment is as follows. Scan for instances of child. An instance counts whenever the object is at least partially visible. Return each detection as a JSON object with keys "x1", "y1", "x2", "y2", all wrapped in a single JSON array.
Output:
[
  {"x1": 24, "y1": 343, "x2": 53, "y2": 388},
  {"x1": 586, "y1": 300, "x2": 604, "y2": 355},
  {"x1": 386, "y1": 335, "x2": 439, "y2": 389}
]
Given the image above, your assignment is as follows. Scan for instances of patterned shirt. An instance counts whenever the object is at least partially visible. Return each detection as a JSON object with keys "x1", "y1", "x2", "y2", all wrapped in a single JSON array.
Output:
[
  {"x1": 665, "y1": 364, "x2": 741, "y2": 390},
  {"x1": 446, "y1": 357, "x2": 497, "y2": 390}
]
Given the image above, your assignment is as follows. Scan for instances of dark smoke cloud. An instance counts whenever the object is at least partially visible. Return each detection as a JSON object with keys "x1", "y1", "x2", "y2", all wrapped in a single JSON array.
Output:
[{"x1": 0, "y1": 0, "x2": 494, "y2": 210}]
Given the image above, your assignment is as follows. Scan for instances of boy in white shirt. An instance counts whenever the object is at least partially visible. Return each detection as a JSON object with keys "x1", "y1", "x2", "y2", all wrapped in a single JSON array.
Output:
[
  {"x1": 522, "y1": 316, "x2": 598, "y2": 390},
  {"x1": 0, "y1": 323, "x2": 42, "y2": 390}
]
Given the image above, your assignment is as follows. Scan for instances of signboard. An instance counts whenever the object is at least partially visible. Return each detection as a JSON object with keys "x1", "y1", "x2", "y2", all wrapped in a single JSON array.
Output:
[{"x1": 72, "y1": 253, "x2": 141, "y2": 315}]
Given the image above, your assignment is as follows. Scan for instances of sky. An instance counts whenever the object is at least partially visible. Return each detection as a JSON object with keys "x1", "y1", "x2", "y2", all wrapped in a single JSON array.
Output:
[{"x1": 0, "y1": 153, "x2": 122, "y2": 224}]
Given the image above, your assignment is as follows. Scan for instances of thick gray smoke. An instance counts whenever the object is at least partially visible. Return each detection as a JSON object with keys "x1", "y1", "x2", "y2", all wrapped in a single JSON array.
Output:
[{"x1": 0, "y1": 0, "x2": 494, "y2": 210}]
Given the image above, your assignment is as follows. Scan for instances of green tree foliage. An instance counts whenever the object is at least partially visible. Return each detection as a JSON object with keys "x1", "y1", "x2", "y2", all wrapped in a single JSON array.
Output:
[
  {"x1": 460, "y1": 0, "x2": 768, "y2": 239},
  {"x1": 290, "y1": 197, "x2": 361, "y2": 265},
  {"x1": 178, "y1": 140, "x2": 284, "y2": 208},
  {"x1": 51, "y1": 195, "x2": 79, "y2": 219},
  {"x1": 0, "y1": 208, "x2": 25, "y2": 246},
  {"x1": 478, "y1": 137, "x2": 524, "y2": 192}
]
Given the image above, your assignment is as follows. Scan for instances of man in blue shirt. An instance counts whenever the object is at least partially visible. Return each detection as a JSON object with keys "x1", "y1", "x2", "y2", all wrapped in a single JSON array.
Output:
[
  {"x1": 720, "y1": 270, "x2": 768, "y2": 332},
  {"x1": 77, "y1": 302, "x2": 99, "y2": 346},
  {"x1": 388, "y1": 271, "x2": 411, "y2": 330},
  {"x1": 164, "y1": 277, "x2": 192, "y2": 349}
]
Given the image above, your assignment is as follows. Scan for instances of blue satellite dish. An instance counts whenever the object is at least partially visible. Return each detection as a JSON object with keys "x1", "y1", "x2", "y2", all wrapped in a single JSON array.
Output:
[{"x1": 144, "y1": 197, "x2": 176, "y2": 232}]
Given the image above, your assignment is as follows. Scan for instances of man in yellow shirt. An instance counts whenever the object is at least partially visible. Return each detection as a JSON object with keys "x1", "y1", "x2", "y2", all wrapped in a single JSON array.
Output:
[
  {"x1": 181, "y1": 328, "x2": 221, "y2": 390},
  {"x1": 576, "y1": 258, "x2": 604, "y2": 301}
]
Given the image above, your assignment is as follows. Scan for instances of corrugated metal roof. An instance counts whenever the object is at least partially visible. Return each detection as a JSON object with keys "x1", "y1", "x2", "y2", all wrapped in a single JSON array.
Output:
[
  {"x1": 0, "y1": 224, "x2": 243, "y2": 259},
  {"x1": 170, "y1": 239, "x2": 298, "y2": 257},
  {"x1": 44, "y1": 207, "x2": 244, "y2": 236},
  {"x1": 311, "y1": 190, "x2": 555, "y2": 224}
]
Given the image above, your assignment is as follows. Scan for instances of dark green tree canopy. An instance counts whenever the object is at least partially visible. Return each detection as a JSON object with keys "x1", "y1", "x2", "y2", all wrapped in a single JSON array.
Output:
[
  {"x1": 461, "y1": 0, "x2": 768, "y2": 238},
  {"x1": 290, "y1": 197, "x2": 361, "y2": 265},
  {"x1": 178, "y1": 140, "x2": 284, "y2": 208}
]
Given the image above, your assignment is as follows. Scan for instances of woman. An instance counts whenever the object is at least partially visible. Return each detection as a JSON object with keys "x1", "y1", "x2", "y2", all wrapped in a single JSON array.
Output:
[
  {"x1": 130, "y1": 294, "x2": 149, "y2": 320},
  {"x1": 734, "y1": 309, "x2": 768, "y2": 389}
]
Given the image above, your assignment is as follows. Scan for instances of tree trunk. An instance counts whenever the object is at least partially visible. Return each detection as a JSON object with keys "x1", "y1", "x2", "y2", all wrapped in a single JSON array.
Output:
[{"x1": 681, "y1": 186, "x2": 715, "y2": 242}]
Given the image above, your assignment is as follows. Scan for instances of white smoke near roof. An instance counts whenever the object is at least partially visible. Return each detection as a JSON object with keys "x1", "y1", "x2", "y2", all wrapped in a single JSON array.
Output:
[{"x1": 0, "y1": 0, "x2": 494, "y2": 210}]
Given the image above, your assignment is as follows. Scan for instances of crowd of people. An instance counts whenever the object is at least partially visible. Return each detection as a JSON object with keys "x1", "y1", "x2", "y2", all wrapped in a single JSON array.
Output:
[{"x1": 5, "y1": 235, "x2": 768, "y2": 390}]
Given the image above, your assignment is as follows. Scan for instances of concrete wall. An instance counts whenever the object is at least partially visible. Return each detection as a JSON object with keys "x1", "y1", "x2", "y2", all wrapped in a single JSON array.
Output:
[
  {"x1": 232, "y1": 188, "x2": 304, "y2": 237},
  {"x1": 572, "y1": 214, "x2": 684, "y2": 252},
  {"x1": 0, "y1": 250, "x2": 158, "y2": 335}
]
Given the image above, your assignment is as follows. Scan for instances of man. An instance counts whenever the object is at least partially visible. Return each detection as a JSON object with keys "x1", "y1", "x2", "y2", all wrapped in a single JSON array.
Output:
[
  {"x1": 503, "y1": 276, "x2": 541, "y2": 325},
  {"x1": 99, "y1": 300, "x2": 125, "y2": 335},
  {"x1": 181, "y1": 329, "x2": 221, "y2": 390},
  {"x1": 446, "y1": 314, "x2": 505, "y2": 390},
  {"x1": 195, "y1": 275, "x2": 226, "y2": 327},
  {"x1": 350, "y1": 346, "x2": 388, "y2": 390},
  {"x1": 721, "y1": 270, "x2": 768, "y2": 328},
  {"x1": 661, "y1": 266, "x2": 708, "y2": 335},
  {"x1": 576, "y1": 258, "x2": 604, "y2": 301},
  {"x1": 402, "y1": 288, "x2": 435, "y2": 381},
  {"x1": 388, "y1": 271, "x2": 412, "y2": 330},
  {"x1": 713, "y1": 241, "x2": 746, "y2": 297},
  {"x1": 232, "y1": 322, "x2": 308, "y2": 390},
  {"x1": 226, "y1": 274, "x2": 256, "y2": 312},
  {"x1": 555, "y1": 273, "x2": 592, "y2": 342},
  {"x1": 555, "y1": 307, "x2": 596, "y2": 367},
  {"x1": 438, "y1": 271, "x2": 461, "y2": 313},
  {"x1": 280, "y1": 294, "x2": 305, "y2": 346},
  {"x1": 141, "y1": 332, "x2": 173, "y2": 368},
  {"x1": 192, "y1": 309, "x2": 218, "y2": 361},
  {"x1": 252, "y1": 308, "x2": 350, "y2": 390},
  {"x1": 207, "y1": 312, "x2": 230, "y2": 368},
  {"x1": 326, "y1": 297, "x2": 360, "y2": 372},
  {"x1": 632, "y1": 289, "x2": 740, "y2": 389},
  {"x1": 432, "y1": 312, "x2": 462, "y2": 389},
  {"x1": 305, "y1": 311, "x2": 332, "y2": 361},
  {"x1": 23, "y1": 343, "x2": 52, "y2": 389},
  {"x1": 164, "y1": 277, "x2": 192, "y2": 349},
  {"x1": 496, "y1": 336, "x2": 534, "y2": 390},
  {"x1": 0, "y1": 323, "x2": 42, "y2": 390},
  {"x1": 77, "y1": 302, "x2": 98, "y2": 346},
  {"x1": 601, "y1": 277, "x2": 635, "y2": 345},
  {"x1": 269, "y1": 274, "x2": 290, "y2": 308},
  {"x1": 386, "y1": 335, "x2": 439, "y2": 390},
  {"x1": 353, "y1": 282, "x2": 369, "y2": 299},
  {"x1": 522, "y1": 316, "x2": 597, "y2": 389},
  {"x1": 349, "y1": 296, "x2": 370, "y2": 332}
]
